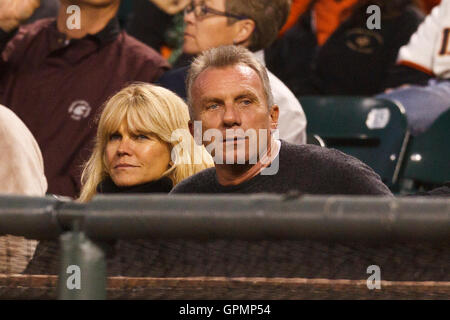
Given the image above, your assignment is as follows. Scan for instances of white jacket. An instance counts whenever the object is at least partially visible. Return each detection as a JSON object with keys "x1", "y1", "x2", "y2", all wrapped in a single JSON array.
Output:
[
  {"x1": 0, "y1": 105, "x2": 47, "y2": 274},
  {"x1": 397, "y1": 0, "x2": 450, "y2": 78},
  {"x1": 254, "y1": 51, "x2": 307, "y2": 144}
]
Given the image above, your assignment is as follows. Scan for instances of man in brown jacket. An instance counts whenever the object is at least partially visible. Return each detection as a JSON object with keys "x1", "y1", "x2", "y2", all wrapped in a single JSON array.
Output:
[{"x1": 0, "y1": 0, "x2": 169, "y2": 197}]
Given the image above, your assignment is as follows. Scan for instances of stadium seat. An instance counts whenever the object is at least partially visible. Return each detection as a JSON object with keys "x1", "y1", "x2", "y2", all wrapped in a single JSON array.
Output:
[
  {"x1": 299, "y1": 96, "x2": 410, "y2": 186},
  {"x1": 306, "y1": 134, "x2": 326, "y2": 147},
  {"x1": 399, "y1": 109, "x2": 450, "y2": 191}
]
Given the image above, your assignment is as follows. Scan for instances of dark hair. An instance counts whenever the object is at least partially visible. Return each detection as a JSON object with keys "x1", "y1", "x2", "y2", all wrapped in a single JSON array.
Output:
[{"x1": 226, "y1": 0, "x2": 292, "y2": 52}]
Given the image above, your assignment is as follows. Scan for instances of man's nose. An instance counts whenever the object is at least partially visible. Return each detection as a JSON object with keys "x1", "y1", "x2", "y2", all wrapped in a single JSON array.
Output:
[{"x1": 222, "y1": 103, "x2": 241, "y2": 128}]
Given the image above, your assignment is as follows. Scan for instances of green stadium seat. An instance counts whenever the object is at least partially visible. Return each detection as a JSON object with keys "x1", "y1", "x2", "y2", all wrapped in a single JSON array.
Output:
[
  {"x1": 400, "y1": 109, "x2": 450, "y2": 190},
  {"x1": 300, "y1": 96, "x2": 410, "y2": 186},
  {"x1": 306, "y1": 134, "x2": 326, "y2": 147}
]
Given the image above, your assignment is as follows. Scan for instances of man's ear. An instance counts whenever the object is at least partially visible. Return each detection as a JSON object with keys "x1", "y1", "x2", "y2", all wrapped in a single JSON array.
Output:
[
  {"x1": 189, "y1": 119, "x2": 204, "y2": 146},
  {"x1": 269, "y1": 105, "x2": 279, "y2": 130},
  {"x1": 233, "y1": 19, "x2": 255, "y2": 46}
]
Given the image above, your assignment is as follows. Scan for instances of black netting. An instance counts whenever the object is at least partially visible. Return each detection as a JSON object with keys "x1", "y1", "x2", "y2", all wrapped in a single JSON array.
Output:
[{"x1": 1, "y1": 237, "x2": 448, "y2": 299}]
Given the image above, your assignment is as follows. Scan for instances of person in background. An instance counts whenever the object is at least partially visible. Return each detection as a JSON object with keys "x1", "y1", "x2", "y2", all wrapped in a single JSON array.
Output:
[
  {"x1": 377, "y1": 0, "x2": 450, "y2": 136},
  {"x1": 265, "y1": 0, "x2": 424, "y2": 96},
  {"x1": 171, "y1": 46, "x2": 392, "y2": 196},
  {"x1": 0, "y1": 0, "x2": 169, "y2": 198},
  {"x1": 79, "y1": 83, "x2": 213, "y2": 202},
  {"x1": 0, "y1": 105, "x2": 47, "y2": 274},
  {"x1": 159, "y1": 0, "x2": 307, "y2": 145},
  {"x1": 277, "y1": 0, "x2": 439, "y2": 37},
  {"x1": 125, "y1": 0, "x2": 192, "y2": 65}
]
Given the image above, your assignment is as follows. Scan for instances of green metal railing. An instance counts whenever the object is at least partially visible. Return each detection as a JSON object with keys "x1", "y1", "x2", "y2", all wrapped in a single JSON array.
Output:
[{"x1": 1, "y1": 194, "x2": 449, "y2": 299}]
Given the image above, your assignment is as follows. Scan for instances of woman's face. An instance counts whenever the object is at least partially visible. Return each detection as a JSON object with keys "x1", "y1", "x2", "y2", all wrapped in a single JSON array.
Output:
[
  {"x1": 183, "y1": 0, "x2": 238, "y2": 55},
  {"x1": 105, "y1": 122, "x2": 171, "y2": 187}
]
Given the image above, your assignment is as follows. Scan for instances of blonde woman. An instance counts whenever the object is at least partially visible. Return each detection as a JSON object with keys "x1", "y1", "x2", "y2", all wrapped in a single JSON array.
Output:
[{"x1": 78, "y1": 83, "x2": 213, "y2": 202}]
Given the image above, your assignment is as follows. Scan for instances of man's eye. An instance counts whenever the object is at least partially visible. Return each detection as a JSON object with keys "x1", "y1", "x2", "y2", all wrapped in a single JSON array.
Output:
[
  {"x1": 241, "y1": 99, "x2": 252, "y2": 105},
  {"x1": 206, "y1": 103, "x2": 219, "y2": 110}
]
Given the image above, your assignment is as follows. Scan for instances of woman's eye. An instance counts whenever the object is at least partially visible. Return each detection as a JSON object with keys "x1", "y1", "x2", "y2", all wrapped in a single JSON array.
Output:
[
  {"x1": 109, "y1": 133, "x2": 121, "y2": 141},
  {"x1": 136, "y1": 134, "x2": 149, "y2": 140}
]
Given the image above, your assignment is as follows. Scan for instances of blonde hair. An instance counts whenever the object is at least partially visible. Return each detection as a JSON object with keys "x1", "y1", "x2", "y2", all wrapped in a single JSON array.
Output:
[{"x1": 78, "y1": 83, "x2": 214, "y2": 202}]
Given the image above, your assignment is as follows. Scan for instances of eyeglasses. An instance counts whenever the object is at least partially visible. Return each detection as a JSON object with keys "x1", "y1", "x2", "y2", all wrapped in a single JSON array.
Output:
[{"x1": 184, "y1": 1, "x2": 249, "y2": 20}]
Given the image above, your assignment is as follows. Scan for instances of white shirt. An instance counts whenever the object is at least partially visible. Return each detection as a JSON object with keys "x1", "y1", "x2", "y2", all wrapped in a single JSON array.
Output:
[
  {"x1": 397, "y1": 0, "x2": 450, "y2": 78},
  {"x1": 254, "y1": 50, "x2": 307, "y2": 144},
  {"x1": 0, "y1": 105, "x2": 47, "y2": 196},
  {"x1": 0, "y1": 105, "x2": 46, "y2": 273}
]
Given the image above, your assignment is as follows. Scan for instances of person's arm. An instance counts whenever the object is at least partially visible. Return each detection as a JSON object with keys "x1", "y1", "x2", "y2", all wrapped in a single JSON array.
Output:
[
  {"x1": 383, "y1": 64, "x2": 432, "y2": 89},
  {"x1": 126, "y1": 0, "x2": 173, "y2": 50},
  {"x1": 384, "y1": 1, "x2": 448, "y2": 90},
  {"x1": 0, "y1": 0, "x2": 40, "y2": 56},
  {"x1": 148, "y1": 0, "x2": 190, "y2": 15},
  {"x1": 0, "y1": 27, "x2": 18, "y2": 52},
  {"x1": 396, "y1": 2, "x2": 444, "y2": 76},
  {"x1": 0, "y1": 0, "x2": 41, "y2": 32},
  {"x1": 381, "y1": 3, "x2": 447, "y2": 90}
]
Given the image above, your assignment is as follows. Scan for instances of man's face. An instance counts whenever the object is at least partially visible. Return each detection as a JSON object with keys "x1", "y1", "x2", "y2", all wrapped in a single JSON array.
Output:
[
  {"x1": 190, "y1": 64, "x2": 279, "y2": 165},
  {"x1": 183, "y1": 0, "x2": 238, "y2": 55}
]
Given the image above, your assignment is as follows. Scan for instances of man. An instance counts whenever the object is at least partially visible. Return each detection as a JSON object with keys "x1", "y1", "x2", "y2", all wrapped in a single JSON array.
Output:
[
  {"x1": 264, "y1": 0, "x2": 423, "y2": 96},
  {"x1": 171, "y1": 45, "x2": 392, "y2": 195},
  {"x1": 378, "y1": 0, "x2": 450, "y2": 136},
  {"x1": 0, "y1": 0, "x2": 169, "y2": 197},
  {"x1": 158, "y1": 0, "x2": 307, "y2": 145}
]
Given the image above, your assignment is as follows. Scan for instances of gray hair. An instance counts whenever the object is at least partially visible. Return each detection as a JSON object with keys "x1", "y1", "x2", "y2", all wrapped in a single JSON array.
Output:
[{"x1": 186, "y1": 45, "x2": 274, "y2": 120}]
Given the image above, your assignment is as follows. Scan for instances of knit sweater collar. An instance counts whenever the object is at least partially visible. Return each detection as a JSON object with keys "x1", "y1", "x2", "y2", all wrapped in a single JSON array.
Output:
[
  {"x1": 211, "y1": 140, "x2": 284, "y2": 192},
  {"x1": 96, "y1": 176, "x2": 173, "y2": 194}
]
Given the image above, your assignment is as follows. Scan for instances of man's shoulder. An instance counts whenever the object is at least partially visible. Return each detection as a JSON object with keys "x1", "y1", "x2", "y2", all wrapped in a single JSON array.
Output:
[
  {"x1": 19, "y1": 18, "x2": 55, "y2": 34},
  {"x1": 158, "y1": 66, "x2": 189, "y2": 99},
  {"x1": 281, "y1": 141, "x2": 372, "y2": 170},
  {"x1": 279, "y1": 141, "x2": 392, "y2": 195},
  {"x1": 281, "y1": 141, "x2": 347, "y2": 160},
  {"x1": 8, "y1": 18, "x2": 55, "y2": 50},
  {"x1": 170, "y1": 167, "x2": 217, "y2": 194}
]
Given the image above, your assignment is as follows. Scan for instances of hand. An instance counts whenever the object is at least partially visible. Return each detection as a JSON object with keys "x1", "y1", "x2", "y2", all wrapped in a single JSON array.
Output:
[
  {"x1": 149, "y1": 0, "x2": 190, "y2": 15},
  {"x1": 0, "y1": 0, "x2": 41, "y2": 32}
]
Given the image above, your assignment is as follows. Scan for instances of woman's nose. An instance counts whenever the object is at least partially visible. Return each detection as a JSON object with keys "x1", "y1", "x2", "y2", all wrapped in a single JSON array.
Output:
[
  {"x1": 184, "y1": 8, "x2": 195, "y2": 24},
  {"x1": 117, "y1": 137, "x2": 133, "y2": 156}
]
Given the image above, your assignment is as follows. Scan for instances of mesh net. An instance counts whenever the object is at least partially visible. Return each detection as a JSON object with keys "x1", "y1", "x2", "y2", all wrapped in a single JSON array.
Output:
[{"x1": 1, "y1": 238, "x2": 449, "y2": 299}]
